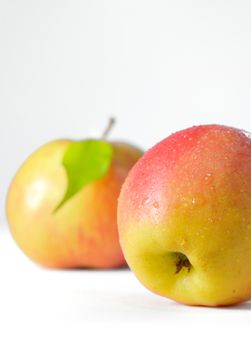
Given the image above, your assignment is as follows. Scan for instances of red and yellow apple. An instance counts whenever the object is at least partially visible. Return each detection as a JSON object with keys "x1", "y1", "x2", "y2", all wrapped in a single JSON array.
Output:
[
  {"x1": 118, "y1": 124, "x2": 251, "y2": 306},
  {"x1": 6, "y1": 134, "x2": 143, "y2": 268}
]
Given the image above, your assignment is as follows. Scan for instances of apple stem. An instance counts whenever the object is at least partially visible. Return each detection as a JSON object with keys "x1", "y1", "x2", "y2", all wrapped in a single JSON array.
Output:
[{"x1": 102, "y1": 117, "x2": 116, "y2": 140}]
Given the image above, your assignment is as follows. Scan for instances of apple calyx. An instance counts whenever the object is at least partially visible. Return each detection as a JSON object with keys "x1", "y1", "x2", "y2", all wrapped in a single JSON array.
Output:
[
  {"x1": 54, "y1": 118, "x2": 116, "y2": 212},
  {"x1": 171, "y1": 252, "x2": 192, "y2": 274}
]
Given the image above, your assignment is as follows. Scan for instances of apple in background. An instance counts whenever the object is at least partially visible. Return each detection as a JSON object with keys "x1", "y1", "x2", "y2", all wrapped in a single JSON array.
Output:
[
  {"x1": 118, "y1": 124, "x2": 251, "y2": 306},
  {"x1": 6, "y1": 119, "x2": 143, "y2": 268}
]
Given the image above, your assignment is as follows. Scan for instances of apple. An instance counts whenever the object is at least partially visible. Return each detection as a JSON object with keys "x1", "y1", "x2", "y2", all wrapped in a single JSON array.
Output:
[
  {"x1": 118, "y1": 124, "x2": 251, "y2": 306},
  {"x1": 6, "y1": 119, "x2": 143, "y2": 268}
]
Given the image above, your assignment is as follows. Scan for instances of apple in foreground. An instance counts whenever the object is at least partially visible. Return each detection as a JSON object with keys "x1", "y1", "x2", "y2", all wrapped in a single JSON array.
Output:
[
  {"x1": 6, "y1": 120, "x2": 143, "y2": 268},
  {"x1": 118, "y1": 124, "x2": 251, "y2": 306}
]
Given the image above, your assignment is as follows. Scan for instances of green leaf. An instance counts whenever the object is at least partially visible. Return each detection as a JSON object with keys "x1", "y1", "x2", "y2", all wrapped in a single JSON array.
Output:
[{"x1": 55, "y1": 139, "x2": 113, "y2": 211}]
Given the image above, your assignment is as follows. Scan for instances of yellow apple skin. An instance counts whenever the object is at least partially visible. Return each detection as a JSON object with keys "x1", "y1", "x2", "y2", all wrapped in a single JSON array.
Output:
[
  {"x1": 118, "y1": 125, "x2": 251, "y2": 306},
  {"x1": 6, "y1": 139, "x2": 143, "y2": 268}
]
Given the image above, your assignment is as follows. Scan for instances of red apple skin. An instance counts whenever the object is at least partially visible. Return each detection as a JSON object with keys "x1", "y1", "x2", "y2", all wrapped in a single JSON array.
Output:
[
  {"x1": 6, "y1": 140, "x2": 143, "y2": 268},
  {"x1": 118, "y1": 125, "x2": 251, "y2": 306}
]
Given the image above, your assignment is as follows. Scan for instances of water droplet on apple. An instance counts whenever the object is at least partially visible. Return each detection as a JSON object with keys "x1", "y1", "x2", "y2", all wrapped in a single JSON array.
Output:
[
  {"x1": 205, "y1": 173, "x2": 212, "y2": 181},
  {"x1": 142, "y1": 197, "x2": 150, "y2": 205},
  {"x1": 180, "y1": 239, "x2": 186, "y2": 246}
]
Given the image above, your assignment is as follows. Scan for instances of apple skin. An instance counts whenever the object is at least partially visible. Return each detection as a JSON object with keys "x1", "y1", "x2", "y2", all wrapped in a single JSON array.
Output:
[
  {"x1": 118, "y1": 125, "x2": 251, "y2": 306},
  {"x1": 6, "y1": 140, "x2": 143, "y2": 268}
]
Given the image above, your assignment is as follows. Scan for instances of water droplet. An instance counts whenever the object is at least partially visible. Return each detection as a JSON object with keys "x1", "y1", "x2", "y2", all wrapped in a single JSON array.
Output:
[
  {"x1": 142, "y1": 197, "x2": 150, "y2": 205},
  {"x1": 205, "y1": 173, "x2": 212, "y2": 181},
  {"x1": 153, "y1": 201, "x2": 159, "y2": 208}
]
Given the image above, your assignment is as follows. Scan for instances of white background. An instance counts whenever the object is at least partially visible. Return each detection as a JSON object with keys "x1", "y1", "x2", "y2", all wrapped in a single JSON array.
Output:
[{"x1": 1, "y1": 1, "x2": 251, "y2": 349}]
